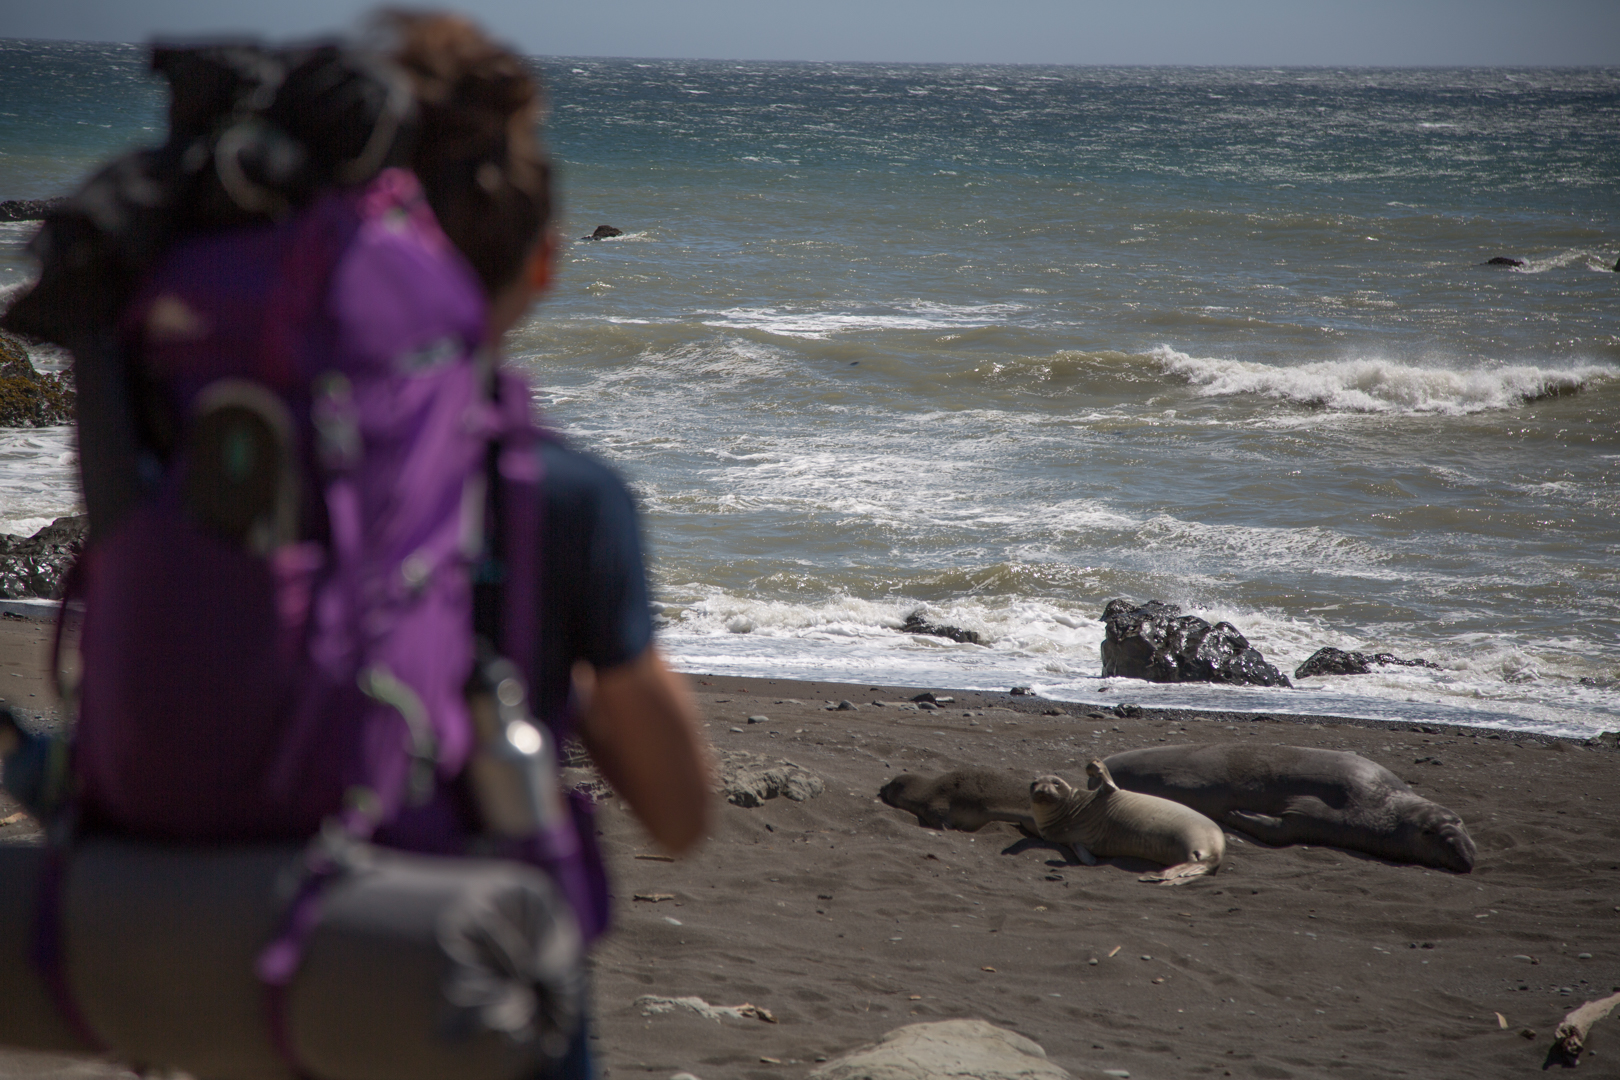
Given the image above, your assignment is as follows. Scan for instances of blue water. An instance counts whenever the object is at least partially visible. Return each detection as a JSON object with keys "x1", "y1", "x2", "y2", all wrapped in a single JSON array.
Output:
[{"x1": 2, "y1": 42, "x2": 1617, "y2": 737}]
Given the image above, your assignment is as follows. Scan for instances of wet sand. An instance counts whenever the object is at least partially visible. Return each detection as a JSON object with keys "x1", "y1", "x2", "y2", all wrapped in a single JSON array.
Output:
[{"x1": 3, "y1": 625, "x2": 1618, "y2": 1079}]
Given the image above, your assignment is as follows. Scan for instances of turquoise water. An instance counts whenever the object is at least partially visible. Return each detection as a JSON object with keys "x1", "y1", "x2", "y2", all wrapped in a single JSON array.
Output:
[{"x1": 2, "y1": 42, "x2": 1617, "y2": 736}]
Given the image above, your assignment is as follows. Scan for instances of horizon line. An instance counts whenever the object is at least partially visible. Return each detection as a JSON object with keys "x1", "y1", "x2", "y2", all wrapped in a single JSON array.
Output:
[{"x1": 3, "y1": 38, "x2": 1618, "y2": 71}]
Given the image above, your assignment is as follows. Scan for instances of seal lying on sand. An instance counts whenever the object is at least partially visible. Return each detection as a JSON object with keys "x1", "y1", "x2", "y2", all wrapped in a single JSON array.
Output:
[
  {"x1": 880, "y1": 769, "x2": 1037, "y2": 835},
  {"x1": 1102, "y1": 744, "x2": 1476, "y2": 872},
  {"x1": 1029, "y1": 761, "x2": 1225, "y2": 885}
]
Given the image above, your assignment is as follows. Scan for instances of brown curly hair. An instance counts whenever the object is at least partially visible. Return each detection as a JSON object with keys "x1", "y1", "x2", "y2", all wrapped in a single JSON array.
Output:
[{"x1": 381, "y1": 10, "x2": 553, "y2": 297}]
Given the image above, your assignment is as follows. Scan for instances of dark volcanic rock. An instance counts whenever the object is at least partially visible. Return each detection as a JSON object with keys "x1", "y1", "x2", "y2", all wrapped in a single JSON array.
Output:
[
  {"x1": 1484, "y1": 256, "x2": 1526, "y2": 267},
  {"x1": 900, "y1": 613, "x2": 981, "y2": 645},
  {"x1": 0, "y1": 515, "x2": 85, "y2": 599},
  {"x1": 0, "y1": 198, "x2": 64, "y2": 222},
  {"x1": 1294, "y1": 646, "x2": 1441, "y2": 679},
  {"x1": 582, "y1": 225, "x2": 623, "y2": 240},
  {"x1": 0, "y1": 331, "x2": 74, "y2": 427},
  {"x1": 1100, "y1": 598, "x2": 1291, "y2": 687}
]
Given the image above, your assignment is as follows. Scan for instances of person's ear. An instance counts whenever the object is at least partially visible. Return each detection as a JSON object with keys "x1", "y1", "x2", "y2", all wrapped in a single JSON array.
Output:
[{"x1": 525, "y1": 229, "x2": 558, "y2": 294}]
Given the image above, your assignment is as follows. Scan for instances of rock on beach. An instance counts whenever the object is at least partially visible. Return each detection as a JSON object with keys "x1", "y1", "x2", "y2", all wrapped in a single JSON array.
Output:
[
  {"x1": 714, "y1": 749, "x2": 825, "y2": 807},
  {"x1": 1295, "y1": 646, "x2": 1440, "y2": 679},
  {"x1": 807, "y1": 1020, "x2": 1075, "y2": 1080},
  {"x1": 0, "y1": 515, "x2": 84, "y2": 600},
  {"x1": 0, "y1": 198, "x2": 63, "y2": 222},
  {"x1": 0, "y1": 332, "x2": 74, "y2": 428},
  {"x1": 1099, "y1": 598, "x2": 1291, "y2": 687},
  {"x1": 899, "y1": 613, "x2": 980, "y2": 645}
]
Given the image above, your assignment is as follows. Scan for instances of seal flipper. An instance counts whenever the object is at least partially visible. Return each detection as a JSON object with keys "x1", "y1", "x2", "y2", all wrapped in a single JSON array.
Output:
[
  {"x1": 1140, "y1": 860, "x2": 1215, "y2": 886},
  {"x1": 1068, "y1": 841, "x2": 1098, "y2": 866},
  {"x1": 1084, "y1": 758, "x2": 1121, "y2": 794},
  {"x1": 1224, "y1": 809, "x2": 1305, "y2": 846}
]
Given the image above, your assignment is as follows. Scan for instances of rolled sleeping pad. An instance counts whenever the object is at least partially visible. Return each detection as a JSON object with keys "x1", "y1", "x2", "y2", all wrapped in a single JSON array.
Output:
[{"x1": 0, "y1": 839, "x2": 583, "y2": 1080}]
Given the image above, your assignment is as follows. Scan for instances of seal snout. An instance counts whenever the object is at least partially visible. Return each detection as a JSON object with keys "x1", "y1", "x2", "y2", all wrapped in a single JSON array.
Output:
[
  {"x1": 1435, "y1": 820, "x2": 1477, "y2": 873},
  {"x1": 1402, "y1": 805, "x2": 1477, "y2": 872},
  {"x1": 1029, "y1": 774, "x2": 1071, "y2": 805}
]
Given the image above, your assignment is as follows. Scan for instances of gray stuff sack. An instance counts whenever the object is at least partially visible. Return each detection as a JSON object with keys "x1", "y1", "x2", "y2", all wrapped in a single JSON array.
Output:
[{"x1": 0, "y1": 838, "x2": 584, "y2": 1080}]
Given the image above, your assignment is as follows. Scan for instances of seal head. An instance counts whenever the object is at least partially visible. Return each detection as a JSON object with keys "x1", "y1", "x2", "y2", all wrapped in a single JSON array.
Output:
[{"x1": 1387, "y1": 796, "x2": 1476, "y2": 873}]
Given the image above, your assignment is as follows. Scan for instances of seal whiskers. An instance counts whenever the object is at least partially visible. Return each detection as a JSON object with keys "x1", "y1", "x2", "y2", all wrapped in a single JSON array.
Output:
[{"x1": 1029, "y1": 761, "x2": 1225, "y2": 886}]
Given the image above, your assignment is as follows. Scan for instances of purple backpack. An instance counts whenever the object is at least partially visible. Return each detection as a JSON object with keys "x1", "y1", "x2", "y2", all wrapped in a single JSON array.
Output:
[
  {"x1": 74, "y1": 168, "x2": 486, "y2": 842},
  {"x1": 64, "y1": 167, "x2": 607, "y2": 942},
  {"x1": 61, "y1": 168, "x2": 606, "y2": 940}
]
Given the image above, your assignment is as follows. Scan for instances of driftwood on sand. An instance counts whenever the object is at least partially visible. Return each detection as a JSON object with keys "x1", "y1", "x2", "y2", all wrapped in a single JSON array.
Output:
[{"x1": 1549, "y1": 990, "x2": 1620, "y2": 1067}]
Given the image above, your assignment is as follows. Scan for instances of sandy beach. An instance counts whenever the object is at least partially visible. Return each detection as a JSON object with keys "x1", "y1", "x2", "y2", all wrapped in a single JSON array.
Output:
[
  {"x1": 581, "y1": 676, "x2": 1620, "y2": 1080},
  {"x1": 3, "y1": 620, "x2": 1618, "y2": 1080}
]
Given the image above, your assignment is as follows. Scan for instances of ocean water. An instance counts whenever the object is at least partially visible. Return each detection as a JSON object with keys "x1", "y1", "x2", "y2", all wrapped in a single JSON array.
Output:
[{"x1": 1, "y1": 42, "x2": 1616, "y2": 738}]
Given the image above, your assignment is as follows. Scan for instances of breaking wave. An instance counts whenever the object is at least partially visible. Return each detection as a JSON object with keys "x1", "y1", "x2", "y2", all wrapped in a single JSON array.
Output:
[{"x1": 1151, "y1": 347, "x2": 1614, "y2": 415}]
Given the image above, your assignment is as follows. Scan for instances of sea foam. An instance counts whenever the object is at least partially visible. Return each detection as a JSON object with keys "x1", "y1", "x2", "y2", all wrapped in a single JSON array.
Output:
[
  {"x1": 0, "y1": 426, "x2": 79, "y2": 536},
  {"x1": 699, "y1": 300, "x2": 1028, "y2": 339},
  {"x1": 654, "y1": 586, "x2": 1619, "y2": 739},
  {"x1": 1151, "y1": 346, "x2": 1614, "y2": 415}
]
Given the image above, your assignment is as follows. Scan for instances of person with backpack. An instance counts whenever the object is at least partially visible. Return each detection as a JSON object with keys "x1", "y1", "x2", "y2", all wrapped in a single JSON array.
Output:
[
  {"x1": 390, "y1": 13, "x2": 712, "y2": 870},
  {"x1": 0, "y1": 12, "x2": 710, "y2": 1080}
]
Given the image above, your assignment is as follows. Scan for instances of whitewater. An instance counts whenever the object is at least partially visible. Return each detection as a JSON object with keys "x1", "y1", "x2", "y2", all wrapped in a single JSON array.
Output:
[{"x1": 1, "y1": 45, "x2": 1616, "y2": 737}]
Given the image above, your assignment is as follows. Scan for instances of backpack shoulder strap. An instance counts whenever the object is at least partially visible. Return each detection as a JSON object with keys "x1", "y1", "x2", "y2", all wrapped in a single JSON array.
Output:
[{"x1": 474, "y1": 367, "x2": 545, "y2": 667}]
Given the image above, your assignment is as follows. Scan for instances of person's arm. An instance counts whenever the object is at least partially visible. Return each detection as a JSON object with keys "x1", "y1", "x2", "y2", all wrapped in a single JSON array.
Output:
[{"x1": 574, "y1": 646, "x2": 712, "y2": 855}]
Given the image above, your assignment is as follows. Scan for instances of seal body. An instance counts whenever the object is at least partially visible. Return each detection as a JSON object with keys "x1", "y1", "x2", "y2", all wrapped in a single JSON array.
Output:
[
  {"x1": 1029, "y1": 761, "x2": 1224, "y2": 885},
  {"x1": 1102, "y1": 744, "x2": 1476, "y2": 872},
  {"x1": 880, "y1": 769, "x2": 1037, "y2": 835}
]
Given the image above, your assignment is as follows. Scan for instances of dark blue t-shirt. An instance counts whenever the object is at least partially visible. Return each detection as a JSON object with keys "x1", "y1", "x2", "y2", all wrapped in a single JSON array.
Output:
[
  {"x1": 375, "y1": 440, "x2": 650, "y2": 861},
  {"x1": 531, "y1": 440, "x2": 654, "y2": 724}
]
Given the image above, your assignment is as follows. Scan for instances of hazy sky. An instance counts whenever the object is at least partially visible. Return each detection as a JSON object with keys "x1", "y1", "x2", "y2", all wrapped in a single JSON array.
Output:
[{"x1": 3, "y1": 0, "x2": 1618, "y2": 65}]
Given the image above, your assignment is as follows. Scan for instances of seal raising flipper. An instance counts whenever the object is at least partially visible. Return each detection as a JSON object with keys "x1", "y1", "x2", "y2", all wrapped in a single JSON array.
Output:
[
  {"x1": 1030, "y1": 763, "x2": 1224, "y2": 886},
  {"x1": 1087, "y1": 760, "x2": 1222, "y2": 884},
  {"x1": 1103, "y1": 744, "x2": 1476, "y2": 872}
]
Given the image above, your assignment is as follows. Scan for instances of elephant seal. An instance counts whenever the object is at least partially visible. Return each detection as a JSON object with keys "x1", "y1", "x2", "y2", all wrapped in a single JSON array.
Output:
[
  {"x1": 1029, "y1": 761, "x2": 1224, "y2": 885},
  {"x1": 1101, "y1": 744, "x2": 1476, "y2": 872},
  {"x1": 880, "y1": 769, "x2": 1037, "y2": 835}
]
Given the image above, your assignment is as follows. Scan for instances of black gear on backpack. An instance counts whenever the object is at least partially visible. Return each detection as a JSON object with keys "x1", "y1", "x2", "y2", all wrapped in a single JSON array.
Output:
[
  {"x1": 1, "y1": 41, "x2": 415, "y2": 544},
  {"x1": 2, "y1": 41, "x2": 415, "y2": 349}
]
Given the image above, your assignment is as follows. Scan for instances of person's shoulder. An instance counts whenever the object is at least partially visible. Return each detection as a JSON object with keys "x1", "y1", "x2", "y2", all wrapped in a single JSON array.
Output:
[{"x1": 538, "y1": 437, "x2": 639, "y2": 517}]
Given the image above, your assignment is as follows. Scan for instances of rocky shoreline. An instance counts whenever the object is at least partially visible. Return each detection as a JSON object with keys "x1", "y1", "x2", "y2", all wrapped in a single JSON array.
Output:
[
  {"x1": 684, "y1": 673, "x2": 1619, "y2": 750},
  {"x1": 0, "y1": 330, "x2": 73, "y2": 428},
  {"x1": 0, "y1": 198, "x2": 63, "y2": 223},
  {"x1": 0, "y1": 516, "x2": 84, "y2": 601}
]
